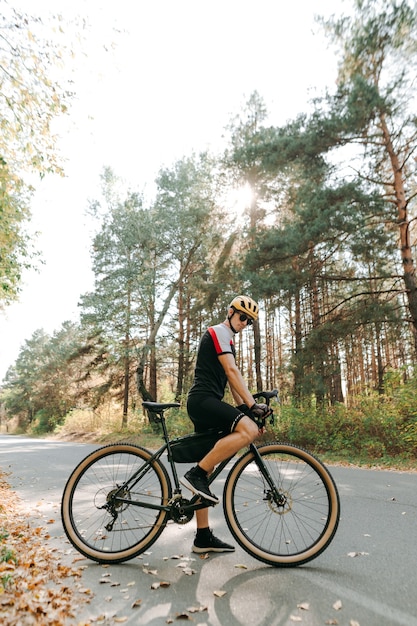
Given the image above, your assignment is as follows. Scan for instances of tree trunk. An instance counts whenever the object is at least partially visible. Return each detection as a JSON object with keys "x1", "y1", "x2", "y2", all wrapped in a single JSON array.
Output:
[
  {"x1": 136, "y1": 242, "x2": 199, "y2": 409},
  {"x1": 292, "y1": 286, "x2": 303, "y2": 401},
  {"x1": 148, "y1": 294, "x2": 157, "y2": 400},
  {"x1": 253, "y1": 320, "x2": 263, "y2": 391},
  {"x1": 380, "y1": 111, "x2": 417, "y2": 351},
  {"x1": 122, "y1": 334, "x2": 130, "y2": 427},
  {"x1": 121, "y1": 281, "x2": 132, "y2": 428},
  {"x1": 175, "y1": 279, "x2": 185, "y2": 401}
]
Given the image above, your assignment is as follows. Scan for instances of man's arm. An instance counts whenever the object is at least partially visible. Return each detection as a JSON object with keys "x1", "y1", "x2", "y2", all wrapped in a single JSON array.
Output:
[
  {"x1": 230, "y1": 386, "x2": 244, "y2": 406},
  {"x1": 218, "y1": 353, "x2": 255, "y2": 408}
]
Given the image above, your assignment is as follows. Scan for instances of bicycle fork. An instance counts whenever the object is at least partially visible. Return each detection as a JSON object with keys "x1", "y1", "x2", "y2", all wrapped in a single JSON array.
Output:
[{"x1": 250, "y1": 444, "x2": 288, "y2": 511}]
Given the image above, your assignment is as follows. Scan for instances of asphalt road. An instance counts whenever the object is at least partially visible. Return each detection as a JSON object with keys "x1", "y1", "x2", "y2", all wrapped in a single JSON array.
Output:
[{"x1": 1, "y1": 434, "x2": 416, "y2": 626}]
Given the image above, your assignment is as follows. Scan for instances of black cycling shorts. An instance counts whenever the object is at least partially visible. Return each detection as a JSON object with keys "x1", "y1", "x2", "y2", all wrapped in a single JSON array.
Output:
[{"x1": 187, "y1": 394, "x2": 245, "y2": 433}]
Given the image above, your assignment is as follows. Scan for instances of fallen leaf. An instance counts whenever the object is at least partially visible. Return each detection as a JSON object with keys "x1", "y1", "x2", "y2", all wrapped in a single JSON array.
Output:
[
  {"x1": 333, "y1": 600, "x2": 343, "y2": 611},
  {"x1": 151, "y1": 581, "x2": 171, "y2": 590},
  {"x1": 213, "y1": 590, "x2": 227, "y2": 597},
  {"x1": 79, "y1": 587, "x2": 93, "y2": 595},
  {"x1": 113, "y1": 618, "x2": 128, "y2": 623},
  {"x1": 350, "y1": 621, "x2": 360, "y2": 626},
  {"x1": 325, "y1": 620, "x2": 338, "y2": 625},
  {"x1": 234, "y1": 564, "x2": 248, "y2": 569},
  {"x1": 0, "y1": 472, "x2": 91, "y2": 626},
  {"x1": 347, "y1": 551, "x2": 369, "y2": 558},
  {"x1": 187, "y1": 605, "x2": 208, "y2": 613},
  {"x1": 131, "y1": 599, "x2": 142, "y2": 608},
  {"x1": 182, "y1": 567, "x2": 196, "y2": 576},
  {"x1": 297, "y1": 602, "x2": 310, "y2": 610},
  {"x1": 143, "y1": 567, "x2": 158, "y2": 576},
  {"x1": 290, "y1": 616, "x2": 302, "y2": 622}
]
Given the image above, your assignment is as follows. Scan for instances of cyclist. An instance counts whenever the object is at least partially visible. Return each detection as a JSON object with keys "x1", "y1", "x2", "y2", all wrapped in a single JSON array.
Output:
[{"x1": 181, "y1": 295, "x2": 269, "y2": 553}]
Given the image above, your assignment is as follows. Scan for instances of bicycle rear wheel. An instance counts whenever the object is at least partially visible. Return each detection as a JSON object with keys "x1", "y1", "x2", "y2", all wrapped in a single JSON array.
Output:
[
  {"x1": 61, "y1": 443, "x2": 171, "y2": 563},
  {"x1": 223, "y1": 442, "x2": 340, "y2": 567}
]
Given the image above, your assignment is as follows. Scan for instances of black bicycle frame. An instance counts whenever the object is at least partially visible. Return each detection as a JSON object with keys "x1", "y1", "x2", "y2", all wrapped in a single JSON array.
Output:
[{"x1": 109, "y1": 438, "x2": 282, "y2": 515}]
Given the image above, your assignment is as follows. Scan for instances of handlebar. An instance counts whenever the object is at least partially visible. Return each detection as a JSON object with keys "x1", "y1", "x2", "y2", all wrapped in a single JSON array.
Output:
[
  {"x1": 253, "y1": 389, "x2": 279, "y2": 406},
  {"x1": 251, "y1": 389, "x2": 279, "y2": 427}
]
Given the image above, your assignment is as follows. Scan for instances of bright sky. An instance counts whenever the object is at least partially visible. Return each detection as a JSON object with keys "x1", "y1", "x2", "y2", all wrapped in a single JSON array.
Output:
[{"x1": 0, "y1": 0, "x2": 347, "y2": 380}]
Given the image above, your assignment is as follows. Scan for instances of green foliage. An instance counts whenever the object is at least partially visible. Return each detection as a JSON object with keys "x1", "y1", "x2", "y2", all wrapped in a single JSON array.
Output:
[
  {"x1": 29, "y1": 409, "x2": 58, "y2": 435},
  {"x1": 0, "y1": 573, "x2": 13, "y2": 590},
  {"x1": 0, "y1": 159, "x2": 32, "y2": 308},
  {"x1": 0, "y1": 3, "x2": 79, "y2": 307},
  {"x1": 0, "y1": 525, "x2": 17, "y2": 591},
  {"x1": 0, "y1": 545, "x2": 17, "y2": 565},
  {"x1": 0, "y1": 322, "x2": 89, "y2": 431},
  {"x1": 273, "y1": 371, "x2": 417, "y2": 465},
  {"x1": 4, "y1": 2, "x2": 417, "y2": 441}
]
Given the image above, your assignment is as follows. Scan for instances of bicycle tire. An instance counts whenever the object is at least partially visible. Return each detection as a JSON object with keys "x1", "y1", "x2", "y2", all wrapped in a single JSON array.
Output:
[
  {"x1": 223, "y1": 442, "x2": 340, "y2": 567},
  {"x1": 61, "y1": 443, "x2": 172, "y2": 564}
]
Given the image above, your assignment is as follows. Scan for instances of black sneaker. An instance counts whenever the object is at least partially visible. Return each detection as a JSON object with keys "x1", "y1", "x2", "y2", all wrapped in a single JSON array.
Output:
[
  {"x1": 193, "y1": 530, "x2": 235, "y2": 553},
  {"x1": 180, "y1": 467, "x2": 219, "y2": 504}
]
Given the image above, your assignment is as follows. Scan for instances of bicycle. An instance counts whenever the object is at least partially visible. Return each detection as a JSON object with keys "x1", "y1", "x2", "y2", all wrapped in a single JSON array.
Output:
[{"x1": 61, "y1": 390, "x2": 340, "y2": 567}]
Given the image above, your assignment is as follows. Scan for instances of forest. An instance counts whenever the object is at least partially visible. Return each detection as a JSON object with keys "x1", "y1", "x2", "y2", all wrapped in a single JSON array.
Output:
[{"x1": 1, "y1": 1, "x2": 417, "y2": 465}]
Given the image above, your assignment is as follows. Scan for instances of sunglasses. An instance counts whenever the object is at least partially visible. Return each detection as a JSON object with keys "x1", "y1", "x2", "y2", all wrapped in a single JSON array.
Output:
[{"x1": 239, "y1": 313, "x2": 254, "y2": 325}]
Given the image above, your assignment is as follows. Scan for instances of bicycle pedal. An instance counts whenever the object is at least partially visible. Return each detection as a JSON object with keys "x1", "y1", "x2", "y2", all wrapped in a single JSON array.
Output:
[{"x1": 198, "y1": 496, "x2": 218, "y2": 506}]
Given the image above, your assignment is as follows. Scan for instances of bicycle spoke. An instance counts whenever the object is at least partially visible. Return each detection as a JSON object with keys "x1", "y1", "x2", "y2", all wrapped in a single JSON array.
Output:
[
  {"x1": 61, "y1": 444, "x2": 171, "y2": 563},
  {"x1": 224, "y1": 444, "x2": 340, "y2": 566}
]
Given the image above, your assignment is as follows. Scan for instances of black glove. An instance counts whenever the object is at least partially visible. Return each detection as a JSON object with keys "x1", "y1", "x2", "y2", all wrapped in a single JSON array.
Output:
[{"x1": 250, "y1": 402, "x2": 269, "y2": 418}]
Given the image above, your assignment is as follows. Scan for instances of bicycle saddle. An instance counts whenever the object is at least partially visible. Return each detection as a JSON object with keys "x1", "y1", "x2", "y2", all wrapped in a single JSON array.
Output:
[{"x1": 142, "y1": 401, "x2": 180, "y2": 412}]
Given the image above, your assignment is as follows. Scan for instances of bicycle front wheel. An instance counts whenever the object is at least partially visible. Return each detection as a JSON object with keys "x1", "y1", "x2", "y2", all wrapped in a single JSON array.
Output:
[
  {"x1": 61, "y1": 443, "x2": 172, "y2": 563},
  {"x1": 223, "y1": 442, "x2": 340, "y2": 567}
]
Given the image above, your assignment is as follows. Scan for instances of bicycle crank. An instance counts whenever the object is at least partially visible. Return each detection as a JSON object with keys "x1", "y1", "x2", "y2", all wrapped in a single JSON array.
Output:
[{"x1": 169, "y1": 496, "x2": 194, "y2": 524}]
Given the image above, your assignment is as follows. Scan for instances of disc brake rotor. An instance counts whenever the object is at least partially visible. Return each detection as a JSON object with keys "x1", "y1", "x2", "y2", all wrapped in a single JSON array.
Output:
[{"x1": 266, "y1": 490, "x2": 292, "y2": 515}]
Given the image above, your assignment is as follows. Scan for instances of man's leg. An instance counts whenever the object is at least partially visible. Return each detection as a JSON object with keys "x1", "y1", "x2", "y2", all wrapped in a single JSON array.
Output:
[
  {"x1": 184, "y1": 416, "x2": 259, "y2": 553},
  {"x1": 199, "y1": 415, "x2": 259, "y2": 474},
  {"x1": 180, "y1": 416, "x2": 258, "y2": 502},
  {"x1": 191, "y1": 507, "x2": 235, "y2": 553}
]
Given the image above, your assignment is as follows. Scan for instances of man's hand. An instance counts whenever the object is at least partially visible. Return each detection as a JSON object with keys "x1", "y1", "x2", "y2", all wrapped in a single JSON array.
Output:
[
  {"x1": 249, "y1": 403, "x2": 269, "y2": 433},
  {"x1": 250, "y1": 402, "x2": 269, "y2": 418}
]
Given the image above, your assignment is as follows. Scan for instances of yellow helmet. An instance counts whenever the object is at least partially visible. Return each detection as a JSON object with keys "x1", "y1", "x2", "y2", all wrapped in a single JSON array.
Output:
[{"x1": 229, "y1": 295, "x2": 259, "y2": 321}]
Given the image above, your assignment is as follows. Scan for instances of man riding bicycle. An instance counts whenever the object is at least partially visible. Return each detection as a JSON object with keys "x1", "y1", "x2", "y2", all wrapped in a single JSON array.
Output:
[{"x1": 181, "y1": 295, "x2": 270, "y2": 553}]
